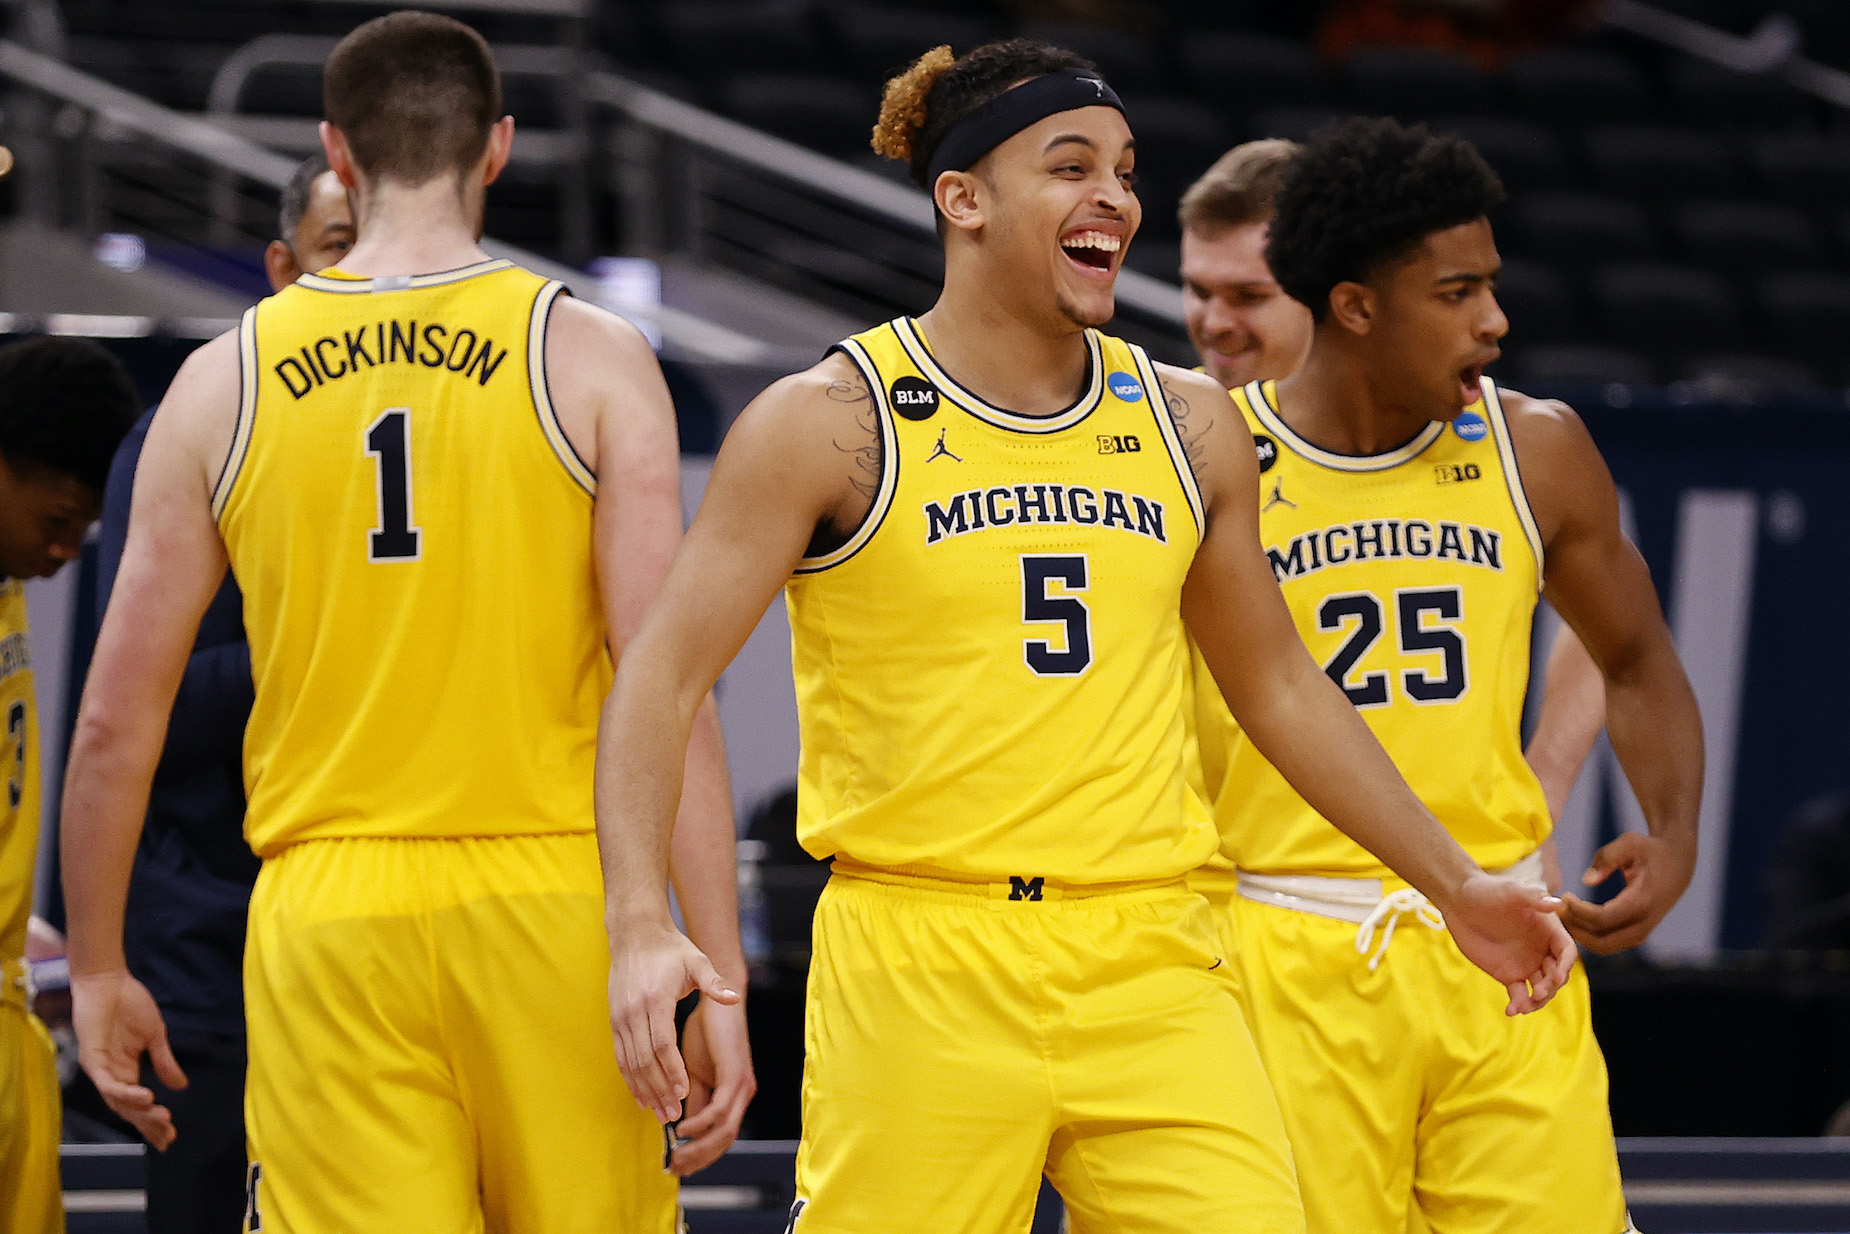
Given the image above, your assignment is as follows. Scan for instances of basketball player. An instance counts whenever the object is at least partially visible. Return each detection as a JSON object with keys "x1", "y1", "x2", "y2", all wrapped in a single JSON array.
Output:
[
  {"x1": 60, "y1": 13, "x2": 748, "y2": 1232},
  {"x1": 596, "y1": 43, "x2": 1572, "y2": 1234},
  {"x1": 1190, "y1": 117, "x2": 1701, "y2": 1233},
  {"x1": 1177, "y1": 139, "x2": 1612, "y2": 905},
  {"x1": 89, "y1": 152, "x2": 354, "y2": 1234},
  {"x1": 0, "y1": 337, "x2": 140, "y2": 1234}
]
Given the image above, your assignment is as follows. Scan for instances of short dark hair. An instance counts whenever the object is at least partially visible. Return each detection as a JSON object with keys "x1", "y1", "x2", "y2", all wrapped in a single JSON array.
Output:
[
  {"x1": 324, "y1": 11, "x2": 502, "y2": 186},
  {"x1": 1178, "y1": 139, "x2": 1298, "y2": 235},
  {"x1": 278, "y1": 152, "x2": 331, "y2": 243},
  {"x1": 0, "y1": 337, "x2": 140, "y2": 492},
  {"x1": 872, "y1": 39, "x2": 1096, "y2": 191},
  {"x1": 1267, "y1": 117, "x2": 1505, "y2": 322}
]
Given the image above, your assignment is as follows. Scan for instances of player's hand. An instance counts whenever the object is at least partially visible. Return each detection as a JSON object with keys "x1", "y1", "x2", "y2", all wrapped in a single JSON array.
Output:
[
  {"x1": 1558, "y1": 830, "x2": 1696, "y2": 955},
  {"x1": 607, "y1": 925, "x2": 741, "y2": 1125},
  {"x1": 71, "y1": 968, "x2": 186, "y2": 1150},
  {"x1": 671, "y1": 997, "x2": 756, "y2": 1177},
  {"x1": 1442, "y1": 872, "x2": 1577, "y2": 1016}
]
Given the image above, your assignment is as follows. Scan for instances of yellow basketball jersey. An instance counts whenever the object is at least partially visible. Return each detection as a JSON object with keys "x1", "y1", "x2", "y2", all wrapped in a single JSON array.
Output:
[
  {"x1": 217, "y1": 259, "x2": 609, "y2": 856},
  {"x1": 1194, "y1": 378, "x2": 1550, "y2": 879},
  {"x1": 787, "y1": 318, "x2": 1215, "y2": 884},
  {"x1": 0, "y1": 580, "x2": 37, "y2": 960}
]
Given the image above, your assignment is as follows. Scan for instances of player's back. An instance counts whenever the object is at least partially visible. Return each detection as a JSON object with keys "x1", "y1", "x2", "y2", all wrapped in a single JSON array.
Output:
[{"x1": 216, "y1": 259, "x2": 606, "y2": 855}]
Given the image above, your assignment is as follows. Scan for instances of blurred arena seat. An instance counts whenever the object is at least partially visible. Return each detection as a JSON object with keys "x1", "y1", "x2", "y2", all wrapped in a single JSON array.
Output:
[{"x1": 1341, "y1": 47, "x2": 1498, "y2": 120}]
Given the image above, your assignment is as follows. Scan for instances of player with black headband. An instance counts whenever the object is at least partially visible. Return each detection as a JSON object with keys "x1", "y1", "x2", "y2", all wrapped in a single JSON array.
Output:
[{"x1": 596, "y1": 43, "x2": 1574, "y2": 1233}]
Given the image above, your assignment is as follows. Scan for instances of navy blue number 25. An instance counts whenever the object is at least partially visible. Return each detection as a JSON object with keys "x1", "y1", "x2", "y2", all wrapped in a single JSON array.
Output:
[
  {"x1": 1021, "y1": 554, "x2": 1092, "y2": 676},
  {"x1": 365, "y1": 408, "x2": 422, "y2": 561}
]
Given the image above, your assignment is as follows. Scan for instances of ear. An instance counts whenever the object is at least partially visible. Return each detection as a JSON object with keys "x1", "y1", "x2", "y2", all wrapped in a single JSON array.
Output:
[
  {"x1": 1327, "y1": 281, "x2": 1376, "y2": 336},
  {"x1": 481, "y1": 116, "x2": 515, "y2": 187},
  {"x1": 263, "y1": 240, "x2": 300, "y2": 294},
  {"x1": 321, "y1": 122, "x2": 361, "y2": 192},
  {"x1": 934, "y1": 169, "x2": 986, "y2": 234}
]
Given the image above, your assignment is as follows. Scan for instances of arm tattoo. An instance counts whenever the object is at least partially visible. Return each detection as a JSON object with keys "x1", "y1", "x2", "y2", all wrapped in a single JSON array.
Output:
[
  {"x1": 828, "y1": 376, "x2": 882, "y2": 500},
  {"x1": 1160, "y1": 377, "x2": 1209, "y2": 472}
]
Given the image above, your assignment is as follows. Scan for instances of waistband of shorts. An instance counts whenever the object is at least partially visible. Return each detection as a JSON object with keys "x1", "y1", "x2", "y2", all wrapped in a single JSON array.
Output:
[
  {"x1": 830, "y1": 858, "x2": 1188, "y2": 903},
  {"x1": 1235, "y1": 849, "x2": 1548, "y2": 925},
  {"x1": 2, "y1": 957, "x2": 26, "y2": 1011},
  {"x1": 1187, "y1": 864, "x2": 1241, "y2": 906}
]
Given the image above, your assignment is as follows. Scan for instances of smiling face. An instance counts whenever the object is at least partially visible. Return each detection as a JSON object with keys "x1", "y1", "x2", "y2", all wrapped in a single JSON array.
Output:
[
  {"x1": 0, "y1": 456, "x2": 101, "y2": 579},
  {"x1": 1181, "y1": 219, "x2": 1314, "y2": 389},
  {"x1": 1358, "y1": 217, "x2": 1508, "y2": 418},
  {"x1": 943, "y1": 104, "x2": 1140, "y2": 331}
]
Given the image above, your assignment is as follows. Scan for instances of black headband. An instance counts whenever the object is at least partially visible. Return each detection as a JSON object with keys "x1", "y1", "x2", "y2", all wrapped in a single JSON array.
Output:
[{"x1": 925, "y1": 69, "x2": 1126, "y2": 186}]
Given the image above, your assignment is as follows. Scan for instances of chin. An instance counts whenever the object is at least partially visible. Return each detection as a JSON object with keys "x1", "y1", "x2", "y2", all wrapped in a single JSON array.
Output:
[{"x1": 1056, "y1": 291, "x2": 1115, "y2": 330}]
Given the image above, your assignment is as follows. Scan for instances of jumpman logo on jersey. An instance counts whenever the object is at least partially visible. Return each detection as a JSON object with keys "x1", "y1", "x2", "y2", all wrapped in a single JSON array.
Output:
[
  {"x1": 1263, "y1": 479, "x2": 1296, "y2": 512},
  {"x1": 926, "y1": 428, "x2": 962, "y2": 463}
]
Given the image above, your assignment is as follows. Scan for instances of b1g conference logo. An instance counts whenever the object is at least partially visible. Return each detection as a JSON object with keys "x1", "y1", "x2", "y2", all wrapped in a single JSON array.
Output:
[{"x1": 890, "y1": 375, "x2": 940, "y2": 421}]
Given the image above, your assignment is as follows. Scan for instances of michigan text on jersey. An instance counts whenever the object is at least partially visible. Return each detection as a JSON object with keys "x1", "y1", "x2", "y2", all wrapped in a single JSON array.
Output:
[
  {"x1": 922, "y1": 485, "x2": 1168, "y2": 545},
  {"x1": 1266, "y1": 519, "x2": 1503, "y2": 582}
]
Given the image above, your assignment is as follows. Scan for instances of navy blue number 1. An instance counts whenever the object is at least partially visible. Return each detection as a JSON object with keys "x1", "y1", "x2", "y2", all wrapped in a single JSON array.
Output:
[
  {"x1": 1021, "y1": 554, "x2": 1092, "y2": 676},
  {"x1": 365, "y1": 408, "x2": 421, "y2": 561}
]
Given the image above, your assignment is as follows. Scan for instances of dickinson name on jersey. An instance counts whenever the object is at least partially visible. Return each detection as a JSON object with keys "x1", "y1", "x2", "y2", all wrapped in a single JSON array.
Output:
[
  {"x1": 1265, "y1": 519, "x2": 1504, "y2": 582},
  {"x1": 271, "y1": 318, "x2": 511, "y2": 399}
]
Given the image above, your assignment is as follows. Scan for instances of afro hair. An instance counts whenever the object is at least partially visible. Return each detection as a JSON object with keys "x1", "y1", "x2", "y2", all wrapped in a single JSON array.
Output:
[
  {"x1": 1266, "y1": 116, "x2": 1504, "y2": 322},
  {"x1": 0, "y1": 336, "x2": 140, "y2": 492}
]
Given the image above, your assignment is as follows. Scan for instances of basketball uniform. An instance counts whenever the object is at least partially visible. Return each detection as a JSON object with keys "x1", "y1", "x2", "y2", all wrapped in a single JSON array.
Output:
[
  {"x1": 1190, "y1": 379, "x2": 1629, "y2": 1234},
  {"x1": 0, "y1": 580, "x2": 61, "y2": 1234},
  {"x1": 784, "y1": 319, "x2": 1301, "y2": 1234},
  {"x1": 218, "y1": 260, "x2": 677, "y2": 1233}
]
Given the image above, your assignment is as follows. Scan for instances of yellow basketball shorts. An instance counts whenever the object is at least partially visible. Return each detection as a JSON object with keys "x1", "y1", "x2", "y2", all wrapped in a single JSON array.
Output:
[
  {"x1": 0, "y1": 998, "x2": 63, "y2": 1234},
  {"x1": 243, "y1": 834, "x2": 679, "y2": 1234},
  {"x1": 1212, "y1": 889, "x2": 1627, "y2": 1234},
  {"x1": 792, "y1": 867, "x2": 1304, "y2": 1234}
]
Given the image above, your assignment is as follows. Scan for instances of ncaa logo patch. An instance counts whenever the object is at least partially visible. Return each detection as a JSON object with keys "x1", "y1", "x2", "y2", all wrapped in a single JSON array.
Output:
[
  {"x1": 1106, "y1": 371, "x2": 1145, "y2": 402},
  {"x1": 889, "y1": 375, "x2": 940, "y2": 421},
  {"x1": 1452, "y1": 411, "x2": 1488, "y2": 442}
]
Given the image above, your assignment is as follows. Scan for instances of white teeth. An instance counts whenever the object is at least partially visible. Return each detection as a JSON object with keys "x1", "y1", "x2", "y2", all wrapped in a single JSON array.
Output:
[{"x1": 1061, "y1": 231, "x2": 1121, "y2": 252}]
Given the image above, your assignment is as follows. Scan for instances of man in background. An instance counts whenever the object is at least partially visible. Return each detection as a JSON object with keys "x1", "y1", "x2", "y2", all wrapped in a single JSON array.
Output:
[
  {"x1": 91, "y1": 153, "x2": 352, "y2": 1234},
  {"x1": 0, "y1": 337, "x2": 139, "y2": 1234}
]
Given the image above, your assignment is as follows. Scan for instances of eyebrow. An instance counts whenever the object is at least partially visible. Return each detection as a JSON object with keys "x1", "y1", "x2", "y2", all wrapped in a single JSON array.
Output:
[
  {"x1": 1043, "y1": 133, "x2": 1136, "y2": 155},
  {"x1": 1435, "y1": 270, "x2": 1497, "y2": 286}
]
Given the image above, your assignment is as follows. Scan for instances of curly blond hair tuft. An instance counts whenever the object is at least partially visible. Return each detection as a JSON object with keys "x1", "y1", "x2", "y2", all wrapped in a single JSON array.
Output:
[{"x1": 871, "y1": 45, "x2": 955, "y2": 164}]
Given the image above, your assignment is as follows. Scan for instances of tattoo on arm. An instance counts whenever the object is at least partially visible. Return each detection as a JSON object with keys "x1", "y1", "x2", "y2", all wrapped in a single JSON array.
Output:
[
  {"x1": 1160, "y1": 377, "x2": 1209, "y2": 471},
  {"x1": 827, "y1": 375, "x2": 881, "y2": 500}
]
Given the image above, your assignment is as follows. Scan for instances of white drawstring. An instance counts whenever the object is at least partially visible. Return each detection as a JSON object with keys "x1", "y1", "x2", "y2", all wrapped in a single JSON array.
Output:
[{"x1": 1353, "y1": 887, "x2": 1446, "y2": 970}]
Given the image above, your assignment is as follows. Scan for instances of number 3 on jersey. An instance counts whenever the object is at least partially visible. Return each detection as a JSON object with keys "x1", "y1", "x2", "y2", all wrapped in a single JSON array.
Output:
[
  {"x1": 1318, "y1": 586, "x2": 1467, "y2": 707},
  {"x1": 366, "y1": 408, "x2": 421, "y2": 562},
  {"x1": 1021, "y1": 554, "x2": 1092, "y2": 676}
]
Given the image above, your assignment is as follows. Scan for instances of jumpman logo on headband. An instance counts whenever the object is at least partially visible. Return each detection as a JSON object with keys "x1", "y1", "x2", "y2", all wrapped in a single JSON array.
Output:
[
  {"x1": 1078, "y1": 76, "x2": 1107, "y2": 97},
  {"x1": 926, "y1": 428, "x2": 962, "y2": 463}
]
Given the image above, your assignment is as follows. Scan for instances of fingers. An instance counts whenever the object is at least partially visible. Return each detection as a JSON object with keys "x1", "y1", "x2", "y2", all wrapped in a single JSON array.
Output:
[
  {"x1": 1581, "y1": 832, "x2": 1645, "y2": 887},
  {"x1": 693, "y1": 957, "x2": 742, "y2": 1007},
  {"x1": 612, "y1": 1003, "x2": 682, "y2": 1124},
  {"x1": 86, "y1": 1063, "x2": 177, "y2": 1150},
  {"x1": 669, "y1": 1073, "x2": 754, "y2": 1177},
  {"x1": 148, "y1": 1030, "x2": 189, "y2": 1092},
  {"x1": 1560, "y1": 885, "x2": 1655, "y2": 954}
]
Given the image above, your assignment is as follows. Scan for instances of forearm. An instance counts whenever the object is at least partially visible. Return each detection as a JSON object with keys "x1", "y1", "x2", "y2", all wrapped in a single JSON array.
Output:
[
  {"x1": 60, "y1": 717, "x2": 166, "y2": 976},
  {"x1": 1525, "y1": 626, "x2": 1606, "y2": 817},
  {"x1": 668, "y1": 695, "x2": 746, "y2": 989},
  {"x1": 1240, "y1": 663, "x2": 1479, "y2": 904},
  {"x1": 595, "y1": 653, "x2": 704, "y2": 938},
  {"x1": 1604, "y1": 642, "x2": 1702, "y2": 847}
]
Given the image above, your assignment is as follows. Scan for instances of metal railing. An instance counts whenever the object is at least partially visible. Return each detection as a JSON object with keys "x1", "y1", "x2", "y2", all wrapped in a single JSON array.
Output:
[{"x1": 1603, "y1": 0, "x2": 1850, "y2": 111}]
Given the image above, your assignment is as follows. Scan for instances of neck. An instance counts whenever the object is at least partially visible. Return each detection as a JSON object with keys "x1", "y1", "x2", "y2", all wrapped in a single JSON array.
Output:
[
  {"x1": 340, "y1": 175, "x2": 488, "y2": 277},
  {"x1": 914, "y1": 254, "x2": 1092, "y2": 415},
  {"x1": 1274, "y1": 333, "x2": 1431, "y2": 456}
]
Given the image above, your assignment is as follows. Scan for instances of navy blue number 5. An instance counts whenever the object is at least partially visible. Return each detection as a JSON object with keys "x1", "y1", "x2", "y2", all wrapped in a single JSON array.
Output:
[{"x1": 1021, "y1": 554, "x2": 1092, "y2": 676}]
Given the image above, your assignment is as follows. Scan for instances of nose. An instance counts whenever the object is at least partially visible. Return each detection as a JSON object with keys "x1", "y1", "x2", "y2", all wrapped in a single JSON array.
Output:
[{"x1": 1481, "y1": 292, "x2": 1510, "y2": 342}]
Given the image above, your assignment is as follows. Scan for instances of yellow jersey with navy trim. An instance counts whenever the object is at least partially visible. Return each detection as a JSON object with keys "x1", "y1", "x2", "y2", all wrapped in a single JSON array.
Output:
[
  {"x1": 1193, "y1": 377, "x2": 1550, "y2": 879},
  {"x1": 0, "y1": 580, "x2": 36, "y2": 961},
  {"x1": 217, "y1": 259, "x2": 609, "y2": 856},
  {"x1": 787, "y1": 317, "x2": 1215, "y2": 884}
]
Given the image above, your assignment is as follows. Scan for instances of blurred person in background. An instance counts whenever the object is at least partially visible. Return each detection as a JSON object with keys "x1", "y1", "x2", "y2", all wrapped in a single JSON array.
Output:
[
  {"x1": 0, "y1": 337, "x2": 139, "y2": 1234},
  {"x1": 1177, "y1": 137, "x2": 1608, "y2": 888},
  {"x1": 88, "y1": 152, "x2": 352, "y2": 1234}
]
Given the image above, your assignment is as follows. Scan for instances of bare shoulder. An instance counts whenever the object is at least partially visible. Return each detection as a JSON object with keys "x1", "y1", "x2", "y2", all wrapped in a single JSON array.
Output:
[
  {"x1": 1496, "y1": 386, "x2": 1614, "y2": 541},
  {"x1": 546, "y1": 292, "x2": 656, "y2": 365},
  {"x1": 1498, "y1": 386, "x2": 1597, "y2": 464},
  {"x1": 150, "y1": 327, "x2": 242, "y2": 488}
]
